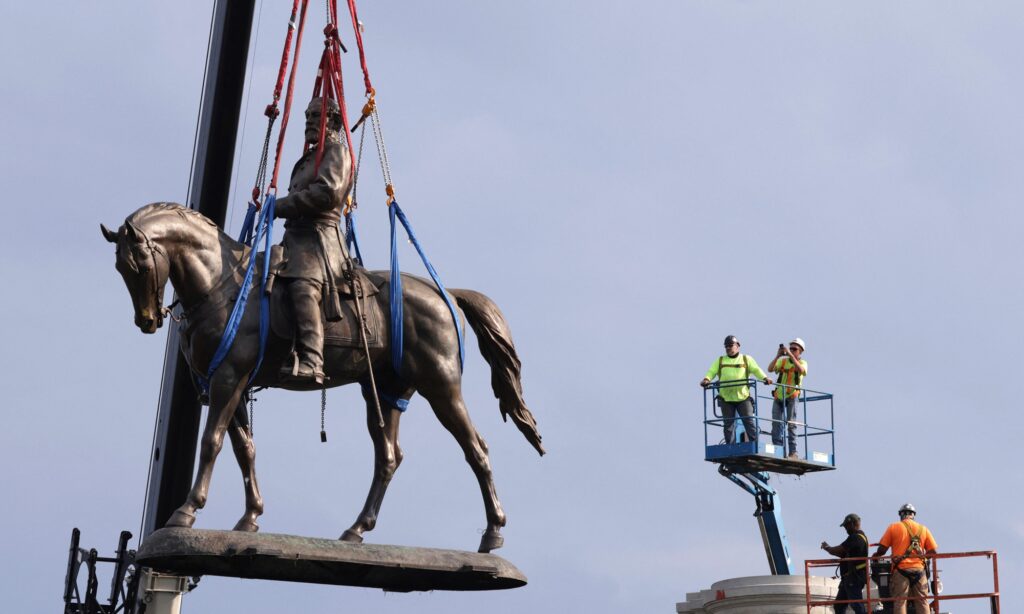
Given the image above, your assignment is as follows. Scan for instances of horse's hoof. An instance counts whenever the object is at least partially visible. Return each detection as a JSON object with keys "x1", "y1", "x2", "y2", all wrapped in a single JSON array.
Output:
[
  {"x1": 232, "y1": 518, "x2": 260, "y2": 532},
  {"x1": 166, "y1": 509, "x2": 196, "y2": 529},
  {"x1": 478, "y1": 530, "x2": 504, "y2": 553},
  {"x1": 340, "y1": 529, "x2": 364, "y2": 543}
]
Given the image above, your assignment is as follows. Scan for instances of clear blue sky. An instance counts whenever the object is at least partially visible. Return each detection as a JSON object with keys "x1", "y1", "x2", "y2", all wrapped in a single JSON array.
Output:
[{"x1": 1, "y1": 2, "x2": 1020, "y2": 612}]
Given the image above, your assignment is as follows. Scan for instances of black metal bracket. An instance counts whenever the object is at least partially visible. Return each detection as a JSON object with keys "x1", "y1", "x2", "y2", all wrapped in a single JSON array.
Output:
[{"x1": 63, "y1": 528, "x2": 139, "y2": 614}]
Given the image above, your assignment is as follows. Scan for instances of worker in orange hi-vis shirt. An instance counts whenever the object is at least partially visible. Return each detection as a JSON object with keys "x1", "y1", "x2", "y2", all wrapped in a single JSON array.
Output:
[{"x1": 872, "y1": 503, "x2": 939, "y2": 614}]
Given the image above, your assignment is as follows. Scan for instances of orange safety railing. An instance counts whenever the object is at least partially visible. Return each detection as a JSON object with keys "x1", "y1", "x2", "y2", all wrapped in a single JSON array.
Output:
[{"x1": 804, "y1": 550, "x2": 1000, "y2": 613}]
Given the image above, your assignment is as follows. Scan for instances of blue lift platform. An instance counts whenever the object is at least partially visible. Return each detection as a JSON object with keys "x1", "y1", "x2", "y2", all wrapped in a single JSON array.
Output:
[{"x1": 702, "y1": 380, "x2": 836, "y2": 575}]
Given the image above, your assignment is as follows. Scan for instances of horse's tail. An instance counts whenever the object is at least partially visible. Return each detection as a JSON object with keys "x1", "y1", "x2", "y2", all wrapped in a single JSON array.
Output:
[{"x1": 450, "y1": 289, "x2": 545, "y2": 456}]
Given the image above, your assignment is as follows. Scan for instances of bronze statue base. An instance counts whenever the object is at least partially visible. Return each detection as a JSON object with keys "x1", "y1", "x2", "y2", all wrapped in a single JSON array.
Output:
[{"x1": 136, "y1": 528, "x2": 527, "y2": 592}]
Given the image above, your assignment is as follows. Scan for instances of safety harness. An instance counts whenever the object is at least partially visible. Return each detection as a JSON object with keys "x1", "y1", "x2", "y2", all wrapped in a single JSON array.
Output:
[
  {"x1": 714, "y1": 355, "x2": 751, "y2": 413},
  {"x1": 774, "y1": 358, "x2": 804, "y2": 399},
  {"x1": 718, "y1": 354, "x2": 750, "y2": 378},
  {"x1": 892, "y1": 519, "x2": 929, "y2": 581},
  {"x1": 840, "y1": 532, "x2": 869, "y2": 577}
]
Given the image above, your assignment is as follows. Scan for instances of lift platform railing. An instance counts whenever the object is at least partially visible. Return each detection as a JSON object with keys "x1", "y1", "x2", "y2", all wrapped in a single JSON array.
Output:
[
  {"x1": 804, "y1": 550, "x2": 1000, "y2": 613},
  {"x1": 703, "y1": 379, "x2": 835, "y2": 463}
]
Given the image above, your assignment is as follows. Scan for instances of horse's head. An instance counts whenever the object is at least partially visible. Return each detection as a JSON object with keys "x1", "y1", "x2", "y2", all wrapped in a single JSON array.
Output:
[{"x1": 102, "y1": 220, "x2": 170, "y2": 334}]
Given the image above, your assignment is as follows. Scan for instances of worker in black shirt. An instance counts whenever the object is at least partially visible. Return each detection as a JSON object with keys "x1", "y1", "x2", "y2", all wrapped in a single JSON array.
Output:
[{"x1": 821, "y1": 513, "x2": 869, "y2": 614}]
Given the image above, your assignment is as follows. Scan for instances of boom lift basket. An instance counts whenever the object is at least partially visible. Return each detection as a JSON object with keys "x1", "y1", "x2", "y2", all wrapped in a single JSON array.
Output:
[{"x1": 703, "y1": 380, "x2": 836, "y2": 476}]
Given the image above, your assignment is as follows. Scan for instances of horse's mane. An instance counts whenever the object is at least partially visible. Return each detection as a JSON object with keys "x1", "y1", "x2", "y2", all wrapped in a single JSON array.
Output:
[{"x1": 127, "y1": 202, "x2": 220, "y2": 231}]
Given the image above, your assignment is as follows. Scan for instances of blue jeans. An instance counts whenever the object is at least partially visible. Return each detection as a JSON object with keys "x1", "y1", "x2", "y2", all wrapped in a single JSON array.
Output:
[
  {"x1": 835, "y1": 573, "x2": 867, "y2": 614},
  {"x1": 771, "y1": 397, "x2": 798, "y2": 454},
  {"x1": 721, "y1": 398, "x2": 758, "y2": 444}
]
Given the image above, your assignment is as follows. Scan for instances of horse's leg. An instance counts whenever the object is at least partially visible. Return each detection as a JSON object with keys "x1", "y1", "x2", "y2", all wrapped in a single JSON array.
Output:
[
  {"x1": 166, "y1": 371, "x2": 247, "y2": 528},
  {"x1": 340, "y1": 385, "x2": 408, "y2": 543},
  {"x1": 227, "y1": 402, "x2": 263, "y2": 532},
  {"x1": 421, "y1": 385, "x2": 507, "y2": 553}
]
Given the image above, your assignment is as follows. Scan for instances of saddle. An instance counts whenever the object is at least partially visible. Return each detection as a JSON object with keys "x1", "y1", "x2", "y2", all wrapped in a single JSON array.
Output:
[{"x1": 266, "y1": 246, "x2": 388, "y2": 349}]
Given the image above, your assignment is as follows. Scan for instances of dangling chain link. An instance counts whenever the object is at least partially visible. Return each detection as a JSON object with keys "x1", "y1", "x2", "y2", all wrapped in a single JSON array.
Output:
[
  {"x1": 248, "y1": 392, "x2": 256, "y2": 437},
  {"x1": 320, "y1": 383, "x2": 328, "y2": 442}
]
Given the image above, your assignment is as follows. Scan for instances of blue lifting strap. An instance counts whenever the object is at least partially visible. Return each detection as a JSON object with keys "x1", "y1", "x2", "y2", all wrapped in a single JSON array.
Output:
[
  {"x1": 345, "y1": 210, "x2": 364, "y2": 266},
  {"x1": 238, "y1": 203, "x2": 258, "y2": 246},
  {"x1": 251, "y1": 197, "x2": 275, "y2": 386},
  {"x1": 387, "y1": 199, "x2": 464, "y2": 376},
  {"x1": 200, "y1": 196, "x2": 276, "y2": 394},
  {"x1": 360, "y1": 381, "x2": 410, "y2": 412}
]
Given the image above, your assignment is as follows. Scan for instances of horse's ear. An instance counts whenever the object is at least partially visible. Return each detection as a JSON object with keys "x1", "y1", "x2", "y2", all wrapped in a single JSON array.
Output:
[
  {"x1": 100, "y1": 223, "x2": 119, "y2": 243},
  {"x1": 125, "y1": 221, "x2": 143, "y2": 243}
]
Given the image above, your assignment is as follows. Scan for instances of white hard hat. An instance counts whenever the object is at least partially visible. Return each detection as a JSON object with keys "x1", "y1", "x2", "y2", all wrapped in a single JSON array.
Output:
[
  {"x1": 790, "y1": 338, "x2": 805, "y2": 351},
  {"x1": 899, "y1": 502, "x2": 916, "y2": 516}
]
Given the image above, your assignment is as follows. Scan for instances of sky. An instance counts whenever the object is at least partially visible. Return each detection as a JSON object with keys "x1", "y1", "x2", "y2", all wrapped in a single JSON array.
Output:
[{"x1": 1, "y1": 1, "x2": 1021, "y2": 613}]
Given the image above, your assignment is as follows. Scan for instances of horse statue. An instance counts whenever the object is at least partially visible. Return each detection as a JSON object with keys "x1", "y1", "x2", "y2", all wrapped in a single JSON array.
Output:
[{"x1": 101, "y1": 202, "x2": 544, "y2": 553}]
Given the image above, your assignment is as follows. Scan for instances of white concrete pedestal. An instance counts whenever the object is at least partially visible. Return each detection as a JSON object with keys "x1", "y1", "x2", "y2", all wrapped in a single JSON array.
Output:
[
  {"x1": 677, "y1": 575, "x2": 840, "y2": 614},
  {"x1": 139, "y1": 570, "x2": 189, "y2": 614}
]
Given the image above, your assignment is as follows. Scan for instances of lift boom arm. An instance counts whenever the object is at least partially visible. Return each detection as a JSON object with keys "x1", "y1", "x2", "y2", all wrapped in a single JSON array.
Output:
[{"x1": 718, "y1": 465, "x2": 792, "y2": 575}]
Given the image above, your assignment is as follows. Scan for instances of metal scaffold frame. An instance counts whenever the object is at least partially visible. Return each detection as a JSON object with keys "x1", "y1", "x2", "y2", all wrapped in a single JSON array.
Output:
[{"x1": 804, "y1": 550, "x2": 1001, "y2": 613}]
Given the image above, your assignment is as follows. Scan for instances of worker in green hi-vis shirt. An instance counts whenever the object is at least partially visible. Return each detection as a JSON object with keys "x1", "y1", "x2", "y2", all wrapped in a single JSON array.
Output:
[{"x1": 700, "y1": 335, "x2": 772, "y2": 444}]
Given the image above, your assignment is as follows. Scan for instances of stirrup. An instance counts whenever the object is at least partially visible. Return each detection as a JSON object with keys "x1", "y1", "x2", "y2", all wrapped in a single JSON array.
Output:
[
  {"x1": 280, "y1": 353, "x2": 300, "y2": 378},
  {"x1": 281, "y1": 355, "x2": 325, "y2": 385}
]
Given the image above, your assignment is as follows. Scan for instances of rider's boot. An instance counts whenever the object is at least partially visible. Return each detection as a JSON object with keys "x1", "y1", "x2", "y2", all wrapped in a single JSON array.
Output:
[{"x1": 281, "y1": 280, "x2": 326, "y2": 385}]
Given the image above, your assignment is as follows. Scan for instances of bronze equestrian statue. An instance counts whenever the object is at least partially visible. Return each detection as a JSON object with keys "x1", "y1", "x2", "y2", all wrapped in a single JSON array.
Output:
[{"x1": 100, "y1": 103, "x2": 543, "y2": 554}]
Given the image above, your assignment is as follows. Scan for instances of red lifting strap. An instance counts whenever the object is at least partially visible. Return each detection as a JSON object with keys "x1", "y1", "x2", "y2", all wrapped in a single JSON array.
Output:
[
  {"x1": 254, "y1": 0, "x2": 376, "y2": 190},
  {"x1": 325, "y1": 45, "x2": 356, "y2": 167},
  {"x1": 308, "y1": 1, "x2": 355, "y2": 174},
  {"x1": 345, "y1": 0, "x2": 373, "y2": 95},
  {"x1": 266, "y1": 0, "x2": 301, "y2": 119},
  {"x1": 269, "y1": 0, "x2": 311, "y2": 191}
]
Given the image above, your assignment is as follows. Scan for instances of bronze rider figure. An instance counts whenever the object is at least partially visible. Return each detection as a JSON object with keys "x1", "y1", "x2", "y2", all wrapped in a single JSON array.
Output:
[{"x1": 274, "y1": 97, "x2": 353, "y2": 384}]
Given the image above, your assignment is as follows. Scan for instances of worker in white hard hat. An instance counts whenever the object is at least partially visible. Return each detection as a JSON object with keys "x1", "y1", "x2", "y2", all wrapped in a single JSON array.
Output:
[
  {"x1": 767, "y1": 338, "x2": 807, "y2": 459},
  {"x1": 873, "y1": 503, "x2": 939, "y2": 614}
]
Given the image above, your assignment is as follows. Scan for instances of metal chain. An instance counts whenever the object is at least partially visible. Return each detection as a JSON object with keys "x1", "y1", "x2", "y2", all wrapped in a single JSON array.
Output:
[
  {"x1": 320, "y1": 383, "x2": 327, "y2": 442},
  {"x1": 369, "y1": 104, "x2": 393, "y2": 193},
  {"x1": 248, "y1": 392, "x2": 256, "y2": 437},
  {"x1": 253, "y1": 117, "x2": 276, "y2": 200},
  {"x1": 351, "y1": 120, "x2": 368, "y2": 204},
  {"x1": 246, "y1": 114, "x2": 276, "y2": 210}
]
